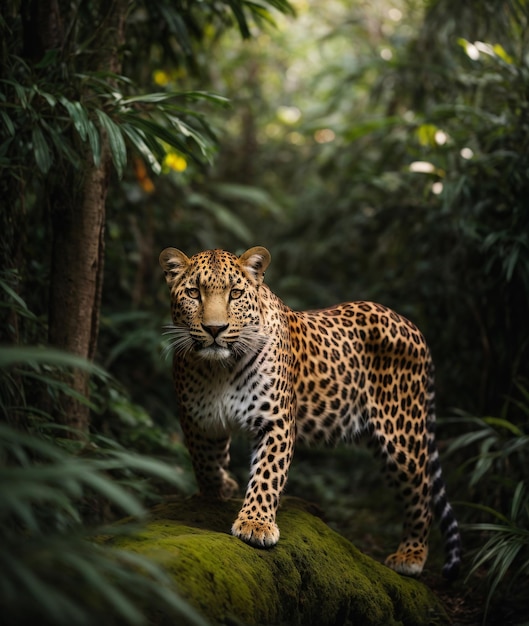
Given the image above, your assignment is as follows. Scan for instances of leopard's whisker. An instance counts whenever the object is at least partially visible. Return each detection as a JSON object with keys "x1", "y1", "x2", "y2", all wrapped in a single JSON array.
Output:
[{"x1": 161, "y1": 324, "x2": 195, "y2": 359}]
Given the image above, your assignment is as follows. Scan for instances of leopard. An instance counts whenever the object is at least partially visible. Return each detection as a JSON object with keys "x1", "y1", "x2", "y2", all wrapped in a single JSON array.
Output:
[{"x1": 159, "y1": 245, "x2": 462, "y2": 579}]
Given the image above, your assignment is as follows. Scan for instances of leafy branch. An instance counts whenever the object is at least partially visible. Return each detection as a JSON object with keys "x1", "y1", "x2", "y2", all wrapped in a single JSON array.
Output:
[{"x1": 1, "y1": 68, "x2": 229, "y2": 177}]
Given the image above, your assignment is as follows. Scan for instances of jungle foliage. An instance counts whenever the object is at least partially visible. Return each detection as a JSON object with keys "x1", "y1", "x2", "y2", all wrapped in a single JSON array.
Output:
[{"x1": 1, "y1": 0, "x2": 528, "y2": 623}]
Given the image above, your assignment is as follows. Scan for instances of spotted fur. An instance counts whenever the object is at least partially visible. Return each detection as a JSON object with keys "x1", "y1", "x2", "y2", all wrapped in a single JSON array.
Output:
[{"x1": 159, "y1": 246, "x2": 461, "y2": 579}]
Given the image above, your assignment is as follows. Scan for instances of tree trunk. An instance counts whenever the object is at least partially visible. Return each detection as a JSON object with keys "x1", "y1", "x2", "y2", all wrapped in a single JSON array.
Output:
[
  {"x1": 48, "y1": 157, "x2": 109, "y2": 434},
  {"x1": 46, "y1": 0, "x2": 128, "y2": 437}
]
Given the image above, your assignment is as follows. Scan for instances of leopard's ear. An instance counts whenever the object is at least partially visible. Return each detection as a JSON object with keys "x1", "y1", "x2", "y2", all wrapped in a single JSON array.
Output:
[
  {"x1": 239, "y1": 246, "x2": 271, "y2": 284},
  {"x1": 159, "y1": 248, "x2": 190, "y2": 287}
]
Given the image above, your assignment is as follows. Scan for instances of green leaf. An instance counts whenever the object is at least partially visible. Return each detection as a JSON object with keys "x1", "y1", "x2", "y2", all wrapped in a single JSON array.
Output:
[
  {"x1": 101, "y1": 451, "x2": 189, "y2": 490},
  {"x1": 62, "y1": 552, "x2": 145, "y2": 625},
  {"x1": 214, "y1": 182, "x2": 284, "y2": 218},
  {"x1": 226, "y1": 0, "x2": 251, "y2": 38},
  {"x1": 482, "y1": 416, "x2": 524, "y2": 437},
  {"x1": 8, "y1": 555, "x2": 85, "y2": 624},
  {"x1": 510, "y1": 482, "x2": 526, "y2": 520},
  {"x1": 112, "y1": 551, "x2": 210, "y2": 626},
  {"x1": 31, "y1": 125, "x2": 52, "y2": 173},
  {"x1": 13, "y1": 82, "x2": 29, "y2": 108},
  {"x1": 122, "y1": 115, "x2": 201, "y2": 163},
  {"x1": 505, "y1": 242, "x2": 520, "y2": 282},
  {"x1": 342, "y1": 116, "x2": 401, "y2": 142},
  {"x1": 168, "y1": 117, "x2": 211, "y2": 152},
  {"x1": 59, "y1": 97, "x2": 91, "y2": 142},
  {"x1": 121, "y1": 123, "x2": 162, "y2": 174},
  {"x1": 416, "y1": 123, "x2": 438, "y2": 147},
  {"x1": 0, "y1": 110, "x2": 15, "y2": 136},
  {"x1": 35, "y1": 87, "x2": 57, "y2": 108},
  {"x1": 86, "y1": 119, "x2": 102, "y2": 167},
  {"x1": 95, "y1": 110, "x2": 127, "y2": 177},
  {"x1": 40, "y1": 119, "x2": 81, "y2": 170},
  {"x1": 21, "y1": 370, "x2": 99, "y2": 409},
  {"x1": 157, "y1": 4, "x2": 193, "y2": 56},
  {"x1": 0, "y1": 277, "x2": 31, "y2": 312},
  {"x1": 445, "y1": 428, "x2": 491, "y2": 455},
  {"x1": 188, "y1": 192, "x2": 254, "y2": 243},
  {"x1": 492, "y1": 43, "x2": 513, "y2": 64},
  {"x1": 80, "y1": 470, "x2": 145, "y2": 518},
  {"x1": 120, "y1": 92, "x2": 184, "y2": 105},
  {"x1": 178, "y1": 90, "x2": 231, "y2": 107},
  {"x1": 0, "y1": 346, "x2": 108, "y2": 380},
  {"x1": 119, "y1": 90, "x2": 229, "y2": 107},
  {"x1": 34, "y1": 49, "x2": 61, "y2": 70}
]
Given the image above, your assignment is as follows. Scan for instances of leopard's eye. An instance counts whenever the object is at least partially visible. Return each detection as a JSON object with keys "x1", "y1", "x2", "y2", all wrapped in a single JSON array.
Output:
[
  {"x1": 186, "y1": 287, "x2": 200, "y2": 300},
  {"x1": 230, "y1": 288, "x2": 244, "y2": 301}
]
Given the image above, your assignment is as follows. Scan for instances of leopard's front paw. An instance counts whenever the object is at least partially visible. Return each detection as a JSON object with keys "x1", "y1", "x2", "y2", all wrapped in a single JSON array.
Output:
[{"x1": 231, "y1": 516, "x2": 280, "y2": 548}]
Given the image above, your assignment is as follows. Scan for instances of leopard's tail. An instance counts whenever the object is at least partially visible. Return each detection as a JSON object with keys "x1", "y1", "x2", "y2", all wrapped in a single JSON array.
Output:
[{"x1": 426, "y1": 362, "x2": 462, "y2": 580}]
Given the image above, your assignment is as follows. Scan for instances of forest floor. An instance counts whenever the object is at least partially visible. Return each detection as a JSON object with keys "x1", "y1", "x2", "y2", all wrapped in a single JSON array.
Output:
[{"x1": 229, "y1": 440, "x2": 529, "y2": 626}]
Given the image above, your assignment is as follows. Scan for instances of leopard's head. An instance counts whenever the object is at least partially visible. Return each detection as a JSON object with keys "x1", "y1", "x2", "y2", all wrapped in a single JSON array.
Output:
[{"x1": 159, "y1": 247, "x2": 271, "y2": 363}]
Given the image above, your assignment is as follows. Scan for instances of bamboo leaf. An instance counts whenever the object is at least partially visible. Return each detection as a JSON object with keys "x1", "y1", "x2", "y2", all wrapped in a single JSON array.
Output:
[
  {"x1": 121, "y1": 123, "x2": 162, "y2": 174},
  {"x1": 462, "y1": 503, "x2": 511, "y2": 524},
  {"x1": 510, "y1": 482, "x2": 526, "y2": 520},
  {"x1": 121, "y1": 92, "x2": 182, "y2": 105},
  {"x1": 59, "y1": 97, "x2": 89, "y2": 141},
  {"x1": 0, "y1": 277, "x2": 32, "y2": 313},
  {"x1": 86, "y1": 119, "x2": 102, "y2": 167},
  {"x1": 188, "y1": 192, "x2": 254, "y2": 242},
  {"x1": 226, "y1": 0, "x2": 251, "y2": 38},
  {"x1": 40, "y1": 119, "x2": 82, "y2": 169},
  {"x1": 177, "y1": 90, "x2": 231, "y2": 106},
  {"x1": 505, "y1": 243, "x2": 520, "y2": 281},
  {"x1": 482, "y1": 416, "x2": 524, "y2": 436},
  {"x1": 13, "y1": 81, "x2": 29, "y2": 108},
  {"x1": 0, "y1": 346, "x2": 108, "y2": 379},
  {"x1": 119, "y1": 90, "x2": 228, "y2": 112},
  {"x1": 8, "y1": 555, "x2": 85, "y2": 624},
  {"x1": 0, "y1": 110, "x2": 15, "y2": 136},
  {"x1": 80, "y1": 471, "x2": 145, "y2": 518},
  {"x1": 343, "y1": 116, "x2": 401, "y2": 142},
  {"x1": 95, "y1": 110, "x2": 127, "y2": 177},
  {"x1": 99, "y1": 451, "x2": 189, "y2": 490},
  {"x1": 111, "y1": 550, "x2": 210, "y2": 626},
  {"x1": 445, "y1": 428, "x2": 491, "y2": 455},
  {"x1": 62, "y1": 552, "x2": 144, "y2": 625},
  {"x1": 157, "y1": 4, "x2": 193, "y2": 56},
  {"x1": 31, "y1": 125, "x2": 52, "y2": 173},
  {"x1": 168, "y1": 117, "x2": 211, "y2": 151},
  {"x1": 214, "y1": 182, "x2": 285, "y2": 217},
  {"x1": 122, "y1": 115, "x2": 201, "y2": 163},
  {"x1": 35, "y1": 86, "x2": 57, "y2": 108}
]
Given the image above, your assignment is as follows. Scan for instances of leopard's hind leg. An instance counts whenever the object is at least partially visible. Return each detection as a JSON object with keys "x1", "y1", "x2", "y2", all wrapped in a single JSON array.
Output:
[
  {"x1": 382, "y1": 437, "x2": 432, "y2": 576},
  {"x1": 370, "y1": 412, "x2": 433, "y2": 577},
  {"x1": 375, "y1": 369, "x2": 461, "y2": 579}
]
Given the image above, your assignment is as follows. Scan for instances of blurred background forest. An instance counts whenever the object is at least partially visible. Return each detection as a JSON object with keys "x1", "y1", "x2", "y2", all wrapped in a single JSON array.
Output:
[{"x1": 1, "y1": 0, "x2": 528, "y2": 624}]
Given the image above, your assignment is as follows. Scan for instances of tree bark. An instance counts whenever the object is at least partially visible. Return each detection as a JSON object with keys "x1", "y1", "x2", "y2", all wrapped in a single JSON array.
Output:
[
  {"x1": 46, "y1": 0, "x2": 128, "y2": 436},
  {"x1": 48, "y1": 157, "x2": 109, "y2": 434}
]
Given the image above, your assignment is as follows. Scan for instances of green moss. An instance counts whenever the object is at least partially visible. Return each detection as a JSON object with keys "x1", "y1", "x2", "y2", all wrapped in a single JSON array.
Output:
[{"x1": 108, "y1": 497, "x2": 448, "y2": 626}]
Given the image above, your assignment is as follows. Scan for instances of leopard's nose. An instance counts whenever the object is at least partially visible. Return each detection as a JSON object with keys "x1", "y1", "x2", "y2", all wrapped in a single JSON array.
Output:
[{"x1": 202, "y1": 324, "x2": 229, "y2": 338}]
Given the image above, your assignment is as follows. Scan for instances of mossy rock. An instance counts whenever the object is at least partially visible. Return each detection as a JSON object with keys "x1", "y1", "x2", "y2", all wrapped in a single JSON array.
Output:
[{"x1": 108, "y1": 496, "x2": 448, "y2": 626}]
